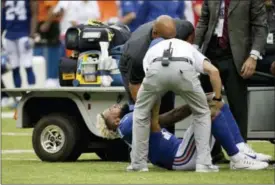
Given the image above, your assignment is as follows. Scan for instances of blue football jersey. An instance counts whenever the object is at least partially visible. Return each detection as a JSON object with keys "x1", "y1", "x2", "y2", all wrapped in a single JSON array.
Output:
[
  {"x1": 3, "y1": 0, "x2": 31, "y2": 40},
  {"x1": 117, "y1": 112, "x2": 182, "y2": 170},
  {"x1": 138, "y1": 1, "x2": 185, "y2": 23},
  {"x1": 120, "y1": 1, "x2": 144, "y2": 32}
]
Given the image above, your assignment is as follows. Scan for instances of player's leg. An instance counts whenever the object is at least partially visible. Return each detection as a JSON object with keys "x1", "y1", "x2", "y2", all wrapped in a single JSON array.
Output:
[
  {"x1": 18, "y1": 37, "x2": 35, "y2": 86},
  {"x1": 4, "y1": 39, "x2": 21, "y2": 87},
  {"x1": 212, "y1": 110, "x2": 269, "y2": 170},
  {"x1": 220, "y1": 104, "x2": 272, "y2": 162},
  {"x1": 172, "y1": 124, "x2": 197, "y2": 171},
  {"x1": 45, "y1": 45, "x2": 60, "y2": 87},
  {"x1": 129, "y1": 83, "x2": 160, "y2": 171},
  {"x1": 211, "y1": 110, "x2": 239, "y2": 157}
]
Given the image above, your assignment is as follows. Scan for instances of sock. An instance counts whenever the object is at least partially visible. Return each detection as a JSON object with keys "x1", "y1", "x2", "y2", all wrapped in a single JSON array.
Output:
[
  {"x1": 12, "y1": 67, "x2": 21, "y2": 88},
  {"x1": 25, "y1": 67, "x2": 35, "y2": 85},
  {"x1": 230, "y1": 152, "x2": 244, "y2": 162},
  {"x1": 212, "y1": 112, "x2": 239, "y2": 156},
  {"x1": 221, "y1": 104, "x2": 245, "y2": 144},
  {"x1": 236, "y1": 142, "x2": 246, "y2": 152}
]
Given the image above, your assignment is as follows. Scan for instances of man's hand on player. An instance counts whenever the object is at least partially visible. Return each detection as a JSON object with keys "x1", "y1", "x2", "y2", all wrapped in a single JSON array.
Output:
[{"x1": 206, "y1": 93, "x2": 224, "y2": 119}]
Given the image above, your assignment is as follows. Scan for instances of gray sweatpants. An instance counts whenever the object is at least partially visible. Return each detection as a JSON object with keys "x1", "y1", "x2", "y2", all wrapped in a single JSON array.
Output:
[{"x1": 131, "y1": 61, "x2": 212, "y2": 169}]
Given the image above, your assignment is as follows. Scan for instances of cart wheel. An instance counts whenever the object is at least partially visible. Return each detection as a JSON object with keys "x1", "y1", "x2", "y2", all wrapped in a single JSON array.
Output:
[
  {"x1": 32, "y1": 114, "x2": 82, "y2": 162},
  {"x1": 73, "y1": 79, "x2": 80, "y2": 87}
]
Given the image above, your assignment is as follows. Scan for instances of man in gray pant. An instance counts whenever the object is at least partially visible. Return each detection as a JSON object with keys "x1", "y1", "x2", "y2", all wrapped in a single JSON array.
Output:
[{"x1": 128, "y1": 32, "x2": 223, "y2": 172}]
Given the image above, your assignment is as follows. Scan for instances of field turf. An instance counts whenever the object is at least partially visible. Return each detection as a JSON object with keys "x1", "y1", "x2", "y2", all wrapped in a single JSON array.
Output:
[{"x1": 1, "y1": 117, "x2": 274, "y2": 184}]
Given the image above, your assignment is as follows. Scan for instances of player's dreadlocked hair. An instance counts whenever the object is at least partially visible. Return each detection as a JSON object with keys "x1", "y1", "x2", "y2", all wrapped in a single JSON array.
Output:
[
  {"x1": 96, "y1": 112, "x2": 120, "y2": 139},
  {"x1": 96, "y1": 103, "x2": 132, "y2": 139}
]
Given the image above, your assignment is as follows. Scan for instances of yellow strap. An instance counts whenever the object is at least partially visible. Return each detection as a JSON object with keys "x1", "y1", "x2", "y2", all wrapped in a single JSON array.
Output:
[{"x1": 87, "y1": 19, "x2": 103, "y2": 26}]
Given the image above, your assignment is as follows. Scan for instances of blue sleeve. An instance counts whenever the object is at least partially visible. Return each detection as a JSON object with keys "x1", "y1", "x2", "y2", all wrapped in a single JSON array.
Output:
[
  {"x1": 129, "y1": 104, "x2": 135, "y2": 111},
  {"x1": 176, "y1": 1, "x2": 185, "y2": 19},
  {"x1": 117, "y1": 112, "x2": 133, "y2": 139},
  {"x1": 120, "y1": 1, "x2": 135, "y2": 15}
]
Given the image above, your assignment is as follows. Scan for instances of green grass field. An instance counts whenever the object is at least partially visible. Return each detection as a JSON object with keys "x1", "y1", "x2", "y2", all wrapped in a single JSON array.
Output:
[{"x1": 1, "y1": 117, "x2": 275, "y2": 184}]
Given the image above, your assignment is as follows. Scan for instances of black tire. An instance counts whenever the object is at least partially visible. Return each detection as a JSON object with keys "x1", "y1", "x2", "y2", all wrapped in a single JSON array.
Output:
[
  {"x1": 32, "y1": 114, "x2": 82, "y2": 162},
  {"x1": 96, "y1": 140, "x2": 130, "y2": 162}
]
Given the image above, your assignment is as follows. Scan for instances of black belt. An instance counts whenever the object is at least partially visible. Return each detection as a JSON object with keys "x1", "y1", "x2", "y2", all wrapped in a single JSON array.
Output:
[{"x1": 152, "y1": 57, "x2": 193, "y2": 65}]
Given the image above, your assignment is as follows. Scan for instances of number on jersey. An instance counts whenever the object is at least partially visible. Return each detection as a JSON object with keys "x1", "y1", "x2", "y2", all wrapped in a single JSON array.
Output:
[
  {"x1": 161, "y1": 130, "x2": 172, "y2": 140},
  {"x1": 5, "y1": 1, "x2": 27, "y2": 21}
]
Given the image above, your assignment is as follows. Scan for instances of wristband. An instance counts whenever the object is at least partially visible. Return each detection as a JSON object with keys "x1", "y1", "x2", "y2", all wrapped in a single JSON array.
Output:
[{"x1": 213, "y1": 96, "x2": 222, "y2": 101}]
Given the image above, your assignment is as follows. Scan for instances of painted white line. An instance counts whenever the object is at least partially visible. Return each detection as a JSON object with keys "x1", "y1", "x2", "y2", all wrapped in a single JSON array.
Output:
[
  {"x1": 1, "y1": 158, "x2": 38, "y2": 161},
  {"x1": 249, "y1": 140, "x2": 273, "y2": 143},
  {"x1": 2, "y1": 149, "x2": 34, "y2": 154},
  {"x1": 1, "y1": 112, "x2": 14, "y2": 118},
  {"x1": 2, "y1": 132, "x2": 31, "y2": 136}
]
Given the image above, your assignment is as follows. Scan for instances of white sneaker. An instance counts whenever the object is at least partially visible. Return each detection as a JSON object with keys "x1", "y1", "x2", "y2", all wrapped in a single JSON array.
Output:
[
  {"x1": 195, "y1": 164, "x2": 219, "y2": 173},
  {"x1": 1, "y1": 97, "x2": 10, "y2": 107},
  {"x1": 240, "y1": 143, "x2": 272, "y2": 162},
  {"x1": 230, "y1": 155, "x2": 269, "y2": 170},
  {"x1": 126, "y1": 165, "x2": 149, "y2": 172},
  {"x1": 1, "y1": 97, "x2": 16, "y2": 108}
]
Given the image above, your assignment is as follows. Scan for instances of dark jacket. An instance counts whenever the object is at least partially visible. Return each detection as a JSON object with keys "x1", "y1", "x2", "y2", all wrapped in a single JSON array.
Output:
[
  {"x1": 119, "y1": 19, "x2": 194, "y2": 84},
  {"x1": 194, "y1": 0, "x2": 268, "y2": 74},
  {"x1": 265, "y1": 1, "x2": 275, "y2": 54}
]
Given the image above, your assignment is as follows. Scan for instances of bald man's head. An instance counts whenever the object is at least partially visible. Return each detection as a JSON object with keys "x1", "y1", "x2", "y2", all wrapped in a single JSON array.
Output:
[{"x1": 152, "y1": 15, "x2": 177, "y2": 39}]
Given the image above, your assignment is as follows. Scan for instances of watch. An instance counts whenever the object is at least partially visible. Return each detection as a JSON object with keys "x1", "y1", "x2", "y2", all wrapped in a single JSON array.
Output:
[
  {"x1": 213, "y1": 96, "x2": 222, "y2": 101},
  {"x1": 250, "y1": 54, "x2": 258, "y2": 61}
]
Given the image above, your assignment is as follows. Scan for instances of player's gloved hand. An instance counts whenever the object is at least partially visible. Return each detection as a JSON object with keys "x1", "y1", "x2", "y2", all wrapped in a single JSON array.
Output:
[{"x1": 24, "y1": 37, "x2": 35, "y2": 50}]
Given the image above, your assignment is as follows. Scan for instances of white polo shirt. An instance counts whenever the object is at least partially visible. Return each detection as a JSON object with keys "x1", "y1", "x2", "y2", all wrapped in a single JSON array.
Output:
[
  {"x1": 53, "y1": 1, "x2": 74, "y2": 36},
  {"x1": 68, "y1": 1, "x2": 101, "y2": 25},
  {"x1": 143, "y1": 38, "x2": 208, "y2": 74}
]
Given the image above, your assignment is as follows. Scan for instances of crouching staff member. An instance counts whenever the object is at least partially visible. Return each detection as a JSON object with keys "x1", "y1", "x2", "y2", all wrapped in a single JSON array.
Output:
[
  {"x1": 129, "y1": 36, "x2": 223, "y2": 172},
  {"x1": 119, "y1": 15, "x2": 194, "y2": 134}
]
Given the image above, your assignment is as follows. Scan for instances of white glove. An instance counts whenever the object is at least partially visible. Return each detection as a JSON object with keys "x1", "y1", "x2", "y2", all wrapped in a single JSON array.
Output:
[
  {"x1": 98, "y1": 57, "x2": 118, "y2": 71},
  {"x1": 101, "y1": 75, "x2": 113, "y2": 87}
]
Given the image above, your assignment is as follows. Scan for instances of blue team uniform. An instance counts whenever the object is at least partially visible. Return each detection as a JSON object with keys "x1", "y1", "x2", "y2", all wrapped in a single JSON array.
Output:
[
  {"x1": 117, "y1": 112, "x2": 182, "y2": 170},
  {"x1": 117, "y1": 104, "x2": 248, "y2": 170},
  {"x1": 3, "y1": 0, "x2": 31, "y2": 40},
  {"x1": 138, "y1": 1, "x2": 185, "y2": 24},
  {"x1": 120, "y1": 1, "x2": 144, "y2": 32}
]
